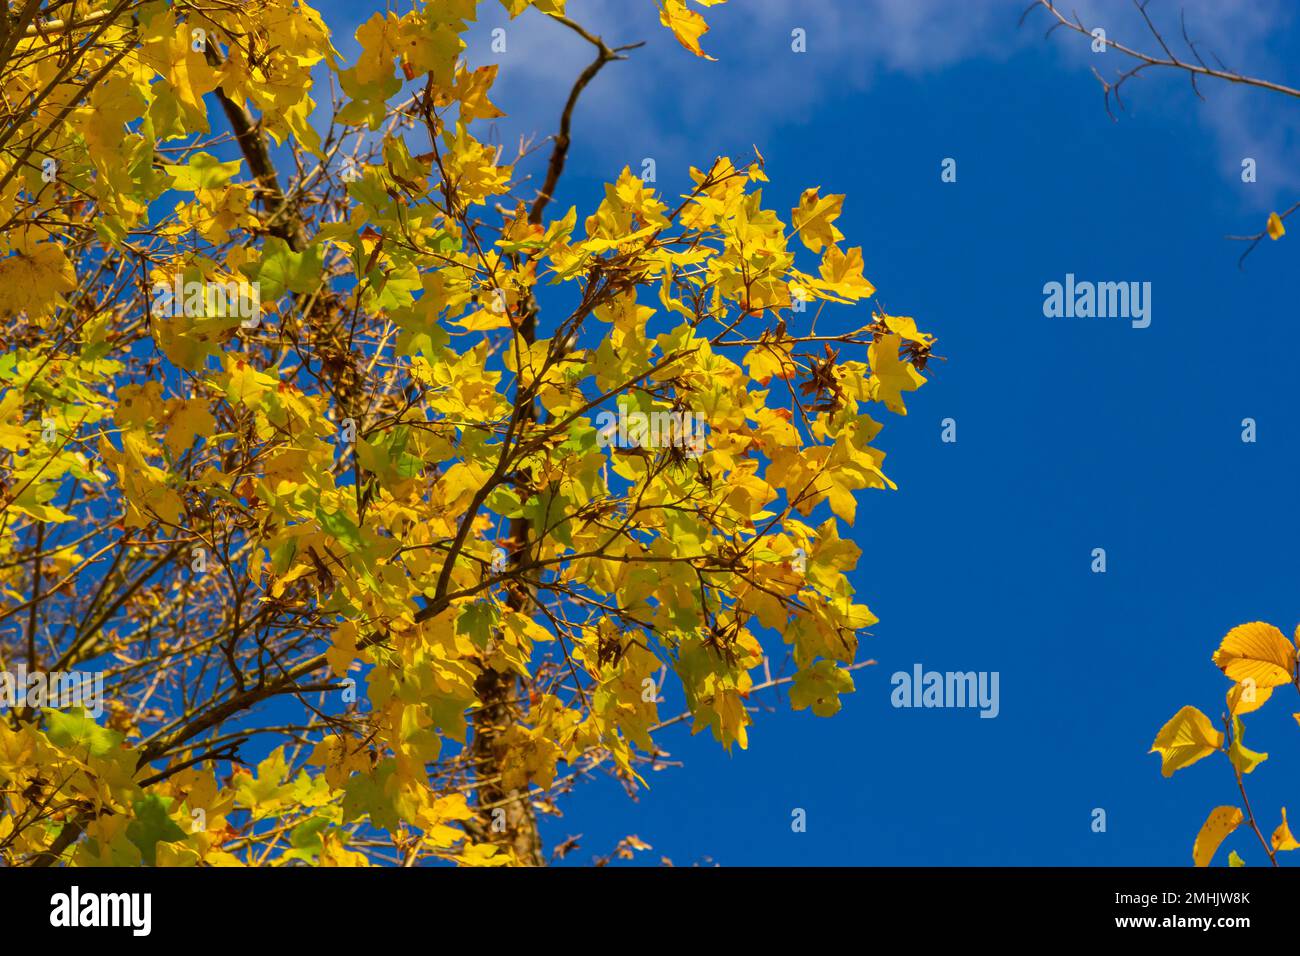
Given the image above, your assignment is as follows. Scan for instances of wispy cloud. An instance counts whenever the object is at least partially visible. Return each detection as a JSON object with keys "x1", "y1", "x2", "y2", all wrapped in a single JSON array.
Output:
[
  {"x1": 314, "y1": 0, "x2": 1300, "y2": 208},
  {"x1": 1025, "y1": 0, "x2": 1300, "y2": 208},
  {"x1": 456, "y1": 0, "x2": 1023, "y2": 180}
]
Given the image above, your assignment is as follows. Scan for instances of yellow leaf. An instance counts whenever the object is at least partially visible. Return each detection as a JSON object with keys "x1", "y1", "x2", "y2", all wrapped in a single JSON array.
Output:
[
  {"x1": 1226, "y1": 680, "x2": 1272, "y2": 715},
  {"x1": 790, "y1": 660, "x2": 855, "y2": 717},
  {"x1": 354, "y1": 11, "x2": 402, "y2": 85},
  {"x1": 791, "y1": 187, "x2": 844, "y2": 254},
  {"x1": 1228, "y1": 716, "x2": 1267, "y2": 775},
  {"x1": 155, "y1": 841, "x2": 201, "y2": 867},
  {"x1": 1267, "y1": 212, "x2": 1285, "y2": 240},
  {"x1": 659, "y1": 0, "x2": 715, "y2": 60},
  {"x1": 868, "y1": 333, "x2": 926, "y2": 415},
  {"x1": 1149, "y1": 705, "x2": 1223, "y2": 777},
  {"x1": 454, "y1": 842, "x2": 512, "y2": 866},
  {"x1": 1271, "y1": 808, "x2": 1300, "y2": 852},
  {"x1": 442, "y1": 125, "x2": 513, "y2": 205},
  {"x1": 164, "y1": 398, "x2": 216, "y2": 456},
  {"x1": 499, "y1": 0, "x2": 567, "y2": 15},
  {"x1": 326, "y1": 621, "x2": 360, "y2": 679},
  {"x1": 0, "y1": 237, "x2": 76, "y2": 320},
  {"x1": 452, "y1": 64, "x2": 504, "y2": 123},
  {"x1": 115, "y1": 381, "x2": 165, "y2": 429},
  {"x1": 453, "y1": 304, "x2": 513, "y2": 331},
  {"x1": 743, "y1": 338, "x2": 794, "y2": 385},
  {"x1": 881, "y1": 314, "x2": 934, "y2": 346},
  {"x1": 1212, "y1": 621, "x2": 1296, "y2": 688},
  {"x1": 1193, "y1": 806, "x2": 1242, "y2": 867},
  {"x1": 153, "y1": 312, "x2": 232, "y2": 372},
  {"x1": 816, "y1": 245, "x2": 875, "y2": 301},
  {"x1": 223, "y1": 359, "x2": 279, "y2": 408},
  {"x1": 8, "y1": 496, "x2": 75, "y2": 524},
  {"x1": 140, "y1": 19, "x2": 219, "y2": 134}
]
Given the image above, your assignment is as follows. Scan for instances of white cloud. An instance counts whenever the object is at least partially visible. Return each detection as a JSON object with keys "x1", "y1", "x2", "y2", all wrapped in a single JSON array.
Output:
[
  {"x1": 318, "y1": 1, "x2": 1300, "y2": 208},
  {"x1": 457, "y1": 0, "x2": 1024, "y2": 180},
  {"x1": 1027, "y1": 0, "x2": 1300, "y2": 207}
]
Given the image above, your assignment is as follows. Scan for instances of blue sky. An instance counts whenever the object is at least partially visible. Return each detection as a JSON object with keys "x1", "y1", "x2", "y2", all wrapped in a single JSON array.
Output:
[{"x1": 306, "y1": 0, "x2": 1300, "y2": 865}]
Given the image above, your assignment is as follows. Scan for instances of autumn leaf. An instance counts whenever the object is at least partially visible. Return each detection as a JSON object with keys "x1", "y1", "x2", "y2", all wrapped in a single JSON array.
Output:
[
  {"x1": 0, "y1": 235, "x2": 77, "y2": 320},
  {"x1": 881, "y1": 314, "x2": 934, "y2": 346},
  {"x1": 164, "y1": 153, "x2": 242, "y2": 191},
  {"x1": 354, "y1": 11, "x2": 403, "y2": 85},
  {"x1": 1150, "y1": 705, "x2": 1223, "y2": 776},
  {"x1": 1212, "y1": 621, "x2": 1296, "y2": 688},
  {"x1": 869, "y1": 333, "x2": 926, "y2": 415},
  {"x1": 164, "y1": 398, "x2": 216, "y2": 456},
  {"x1": 127, "y1": 795, "x2": 188, "y2": 866},
  {"x1": 791, "y1": 188, "x2": 845, "y2": 254},
  {"x1": 1272, "y1": 808, "x2": 1300, "y2": 852},
  {"x1": 817, "y1": 245, "x2": 875, "y2": 301},
  {"x1": 1226, "y1": 680, "x2": 1272, "y2": 716},
  {"x1": 790, "y1": 660, "x2": 855, "y2": 717},
  {"x1": 1192, "y1": 806, "x2": 1242, "y2": 867},
  {"x1": 659, "y1": 0, "x2": 717, "y2": 60},
  {"x1": 43, "y1": 708, "x2": 123, "y2": 758},
  {"x1": 223, "y1": 359, "x2": 279, "y2": 408},
  {"x1": 743, "y1": 337, "x2": 795, "y2": 385},
  {"x1": 1228, "y1": 716, "x2": 1268, "y2": 775}
]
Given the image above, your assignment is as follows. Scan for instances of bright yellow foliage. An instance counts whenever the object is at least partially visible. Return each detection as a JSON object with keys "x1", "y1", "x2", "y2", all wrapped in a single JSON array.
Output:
[
  {"x1": 1156, "y1": 619, "x2": 1300, "y2": 866},
  {"x1": 0, "y1": 0, "x2": 936, "y2": 868}
]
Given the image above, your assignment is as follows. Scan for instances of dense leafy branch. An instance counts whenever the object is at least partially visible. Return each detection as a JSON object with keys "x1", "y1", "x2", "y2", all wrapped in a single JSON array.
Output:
[{"x1": 0, "y1": 0, "x2": 937, "y2": 868}]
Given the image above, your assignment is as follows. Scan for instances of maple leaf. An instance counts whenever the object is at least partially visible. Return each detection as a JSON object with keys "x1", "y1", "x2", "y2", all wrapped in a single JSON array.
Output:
[
  {"x1": 791, "y1": 188, "x2": 845, "y2": 254},
  {"x1": 659, "y1": 0, "x2": 718, "y2": 60},
  {"x1": 0, "y1": 232, "x2": 76, "y2": 320}
]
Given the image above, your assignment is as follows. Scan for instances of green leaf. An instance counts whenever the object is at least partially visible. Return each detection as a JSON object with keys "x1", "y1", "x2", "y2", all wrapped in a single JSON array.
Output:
[
  {"x1": 316, "y1": 505, "x2": 365, "y2": 553},
  {"x1": 127, "y1": 795, "x2": 187, "y2": 866},
  {"x1": 285, "y1": 815, "x2": 331, "y2": 861},
  {"x1": 456, "y1": 601, "x2": 499, "y2": 649},
  {"x1": 164, "y1": 152, "x2": 242, "y2": 191},
  {"x1": 356, "y1": 426, "x2": 422, "y2": 484},
  {"x1": 362, "y1": 260, "x2": 421, "y2": 312},
  {"x1": 485, "y1": 486, "x2": 523, "y2": 517},
  {"x1": 341, "y1": 760, "x2": 400, "y2": 831},
  {"x1": 790, "y1": 660, "x2": 855, "y2": 718},
  {"x1": 522, "y1": 488, "x2": 574, "y2": 547},
  {"x1": 43, "y1": 708, "x2": 121, "y2": 757},
  {"x1": 247, "y1": 237, "x2": 325, "y2": 298},
  {"x1": 270, "y1": 535, "x2": 299, "y2": 575}
]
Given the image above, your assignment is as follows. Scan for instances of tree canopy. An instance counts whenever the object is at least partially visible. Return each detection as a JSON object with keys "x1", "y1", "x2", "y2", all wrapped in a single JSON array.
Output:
[{"x1": 0, "y1": 0, "x2": 936, "y2": 866}]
